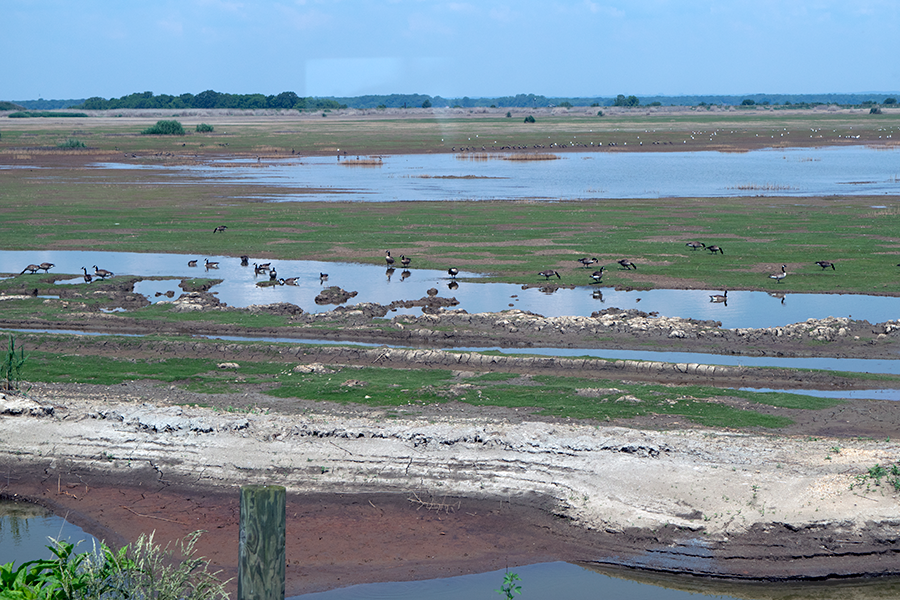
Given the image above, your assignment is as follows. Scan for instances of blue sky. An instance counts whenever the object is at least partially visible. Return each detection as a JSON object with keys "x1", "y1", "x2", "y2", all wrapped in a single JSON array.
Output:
[{"x1": 4, "y1": 0, "x2": 899, "y2": 100}]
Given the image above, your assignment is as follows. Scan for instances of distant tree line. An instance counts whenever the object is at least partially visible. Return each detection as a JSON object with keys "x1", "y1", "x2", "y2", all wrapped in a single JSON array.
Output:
[
  {"x1": 6, "y1": 92, "x2": 900, "y2": 111},
  {"x1": 73, "y1": 90, "x2": 346, "y2": 111}
]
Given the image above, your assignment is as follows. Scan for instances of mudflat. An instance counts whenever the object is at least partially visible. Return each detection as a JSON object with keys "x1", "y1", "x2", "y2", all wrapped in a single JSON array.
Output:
[{"x1": 3, "y1": 380, "x2": 900, "y2": 596}]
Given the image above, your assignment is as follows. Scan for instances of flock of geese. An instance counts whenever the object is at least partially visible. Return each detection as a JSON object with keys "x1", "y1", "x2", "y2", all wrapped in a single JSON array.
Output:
[
  {"x1": 20, "y1": 263, "x2": 114, "y2": 284},
  {"x1": 17, "y1": 232, "x2": 855, "y2": 304},
  {"x1": 529, "y1": 240, "x2": 841, "y2": 307}
]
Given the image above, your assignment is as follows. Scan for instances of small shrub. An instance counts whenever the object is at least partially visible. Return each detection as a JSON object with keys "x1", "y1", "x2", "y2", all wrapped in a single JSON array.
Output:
[
  {"x1": 141, "y1": 120, "x2": 185, "y2": 135},
  {"x1": 870, "y1": 107, "x2": 882, "y2": 114},
  {"x1": 884, "y1": 97, "x2": 897, "y2": 105},
  {"x1": 58, "y1": 138, "x2": 85, "y2": 148},
  {"x1": 422, "y1": 99, "x2": 432, "y2": 108},
  {"x1": 597, "y1": 110, "x2": 604, "y2": 117},
  {"x1": 195, "y1": 123, "x2": 214, "y2": 133},
  {"x1": 524, "y1": 115, "x2": 536, "y2": 123},
  {"x1": 506, "y1": 111, "x2": 512, "y2": 118}
]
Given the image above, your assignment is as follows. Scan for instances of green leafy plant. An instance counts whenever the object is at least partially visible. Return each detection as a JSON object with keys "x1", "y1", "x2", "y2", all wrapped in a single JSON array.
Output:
[
  {"x1": 57, "y1": 138, "x2": 85, "y2": 148},
  {"x1": 495, "y1": 571, "x2": 522, "y2": 599},
  {"x1": 195, "y1": 123, "x2": 214, "y2": 133},
  {"x1": 1, "y1": 335, "x2": 27, "y2": 391},
  {"x1": 523, "y1": 115, "x2": 535, "y2": 123},
  {"x1": 141, "y1": 120, "x2": 185, "y2": 135},
  {"x1": 0, "y1": 532, "x2": 228, "y2": 600}
]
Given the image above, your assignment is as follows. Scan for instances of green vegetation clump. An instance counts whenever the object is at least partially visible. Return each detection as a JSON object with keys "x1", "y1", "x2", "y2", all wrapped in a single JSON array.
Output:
[
  {"x1": 613, "y1": 94, "x2": 640, "y2": 107},
  {"x1": 1, "y1": 335, "x2": 27, "y2": 391},
  {"x1": 524, "y1": 115, "x2": 536, "y2": 123},
  {"x1": 853, "y1": 462, "x2": 900, "y2": 492},
  {"x1": 141, "y1": 120, "x2": 186, "y2": 135},
  {"x1": 869, "y1": 107, "x2": 883, "y2": 114},
  {"x1": 0, "y1": 101, "x2": 25, "y2": 111},
  {"x1": 58, "y1": 138, "x2": 86, "y2": 148},
  {"x1": 195, "y1": 123, "x2": 214, "y2": 133},
  {"x1": 0, "y1": 532, "x2": 229, "y2": 600}
]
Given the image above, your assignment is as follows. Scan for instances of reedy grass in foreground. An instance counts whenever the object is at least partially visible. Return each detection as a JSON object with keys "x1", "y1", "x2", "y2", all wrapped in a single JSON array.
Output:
[{"x1": 0, "y1": 532, "x2": 228, "y2": 600}]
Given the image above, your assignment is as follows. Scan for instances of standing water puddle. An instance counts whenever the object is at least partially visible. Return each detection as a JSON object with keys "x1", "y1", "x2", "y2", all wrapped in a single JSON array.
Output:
[
  {"x1": 0, "y1": 500, "x2": 98, "y2": 565},
  {"x1": 93, "y1": 146, "x2": 900, "y2": 201}
]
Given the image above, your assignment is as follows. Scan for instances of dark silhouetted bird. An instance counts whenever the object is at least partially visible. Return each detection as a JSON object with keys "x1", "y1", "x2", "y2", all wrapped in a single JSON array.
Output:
[
  {"x1": 617, "y1": 259, "x2": 637, "y2": 270},
  {"x1": 685, "y1": 241, "x2": 705, "y2": 251},
  {"x1": 815, "y1": 261, "x2": 835, "y2": 270},
  {"x1": 539, "y1": 270, "x2": 561, "y2": 280}
]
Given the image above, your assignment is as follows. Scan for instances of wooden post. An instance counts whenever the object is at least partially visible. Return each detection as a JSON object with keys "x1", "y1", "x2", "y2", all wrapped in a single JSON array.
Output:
[{"x1": 239, "y1": 485, "x2": 286, "y2": 600}]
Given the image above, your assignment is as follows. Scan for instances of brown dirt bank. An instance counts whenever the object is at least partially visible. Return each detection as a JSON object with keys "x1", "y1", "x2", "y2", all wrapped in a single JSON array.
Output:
[{"x1": 2, "y1": 385, "x2": 900, "y2": 595}]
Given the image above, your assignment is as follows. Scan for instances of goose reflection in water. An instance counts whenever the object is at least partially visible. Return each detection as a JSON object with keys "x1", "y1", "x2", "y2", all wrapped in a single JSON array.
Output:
[
  {"x1": 447, "y1": 280, "x2": 459, "y2": 291},
  {"x1": 385, "y1": 267, "x2": 395, "y2": 281},
  {"x1": 769, "y1": 291, "x2": 786, "y2": 304}
]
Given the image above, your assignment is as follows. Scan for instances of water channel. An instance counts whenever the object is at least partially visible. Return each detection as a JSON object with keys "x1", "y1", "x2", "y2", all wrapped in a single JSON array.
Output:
[{"x1": 2, "y1": 250, "x2": 897, "y2": 330}]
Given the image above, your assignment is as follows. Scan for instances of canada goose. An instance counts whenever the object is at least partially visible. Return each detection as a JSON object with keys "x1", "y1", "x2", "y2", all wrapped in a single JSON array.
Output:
[
  {"x1": 539, "y1": 270, "x2": 561, "y2": 280},
  {"x1": 710, "y1": 290, "x2": 727, "y2": 303},
  {"x1": 319, "y1": 273, "x2": 329, "y2": 281},
  {"x1": 20, "y1": 264, "x2": 40, "y2": 274},
  {"x1": 577, "y1": 257, "x2": 598, "y2": 268},
  {"x1": 400, "y1": 255, "x2": 411, "y2": 268},
  {"x1": 269, "y1": 268, "x2": 278, "y2": 280},
  {"x1": 213, "y1": 225, "x2": 228, "y2": 233},
  {"x1": 590, "y1": 267, "x2": 605, "y2": 283},
  {"x1": 81, "y1": 267, "x2": 92, "y2": 283},
  {"x1": 815, "y1": 261, "x2": 836, "y2": 270},
  {"x1": 188, "y1": 259, "x2": 198, "y2": 267},
  {"x1": 240, "y1": 255, "x2": 249, "y2": 266},
  {"x1": 385, "y1": 250, "x2": 395, "y2": 267},
  {"x1": 204, "y1": 259, "x2": 219, "y2": 269},
  {"x1": 769, "y1": 264, "x2": 787, "y2": 283},
  {"x1": 93, "y1": 265, "x2": 114, "y2": 279},
  {"x1": 707, "y1": 245, "x2": 724, "y2": 254},
  {"x1": 448, "y1": 267, "x2": 459, "y2": 278},
  {"x1": 39, "y1": 262, "x2": 54, "y2": 273},
  {"x1": 256, "y1": 262, "x2": 272, "y2": 271},
  {"x1": 617, "y1": 259, "x2": 636, "y2": 270},
  {"x1": 283, "y1": 277, "x2": 300, "y2": 286},
  {"x1": 685, "y1": 241, "x2": 705, "y2": 251}
]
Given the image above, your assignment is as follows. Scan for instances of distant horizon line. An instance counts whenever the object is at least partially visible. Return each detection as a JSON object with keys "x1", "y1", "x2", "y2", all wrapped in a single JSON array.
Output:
[{"x1": 8, "y1": 90, "x2": 900, "y2": 104}]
